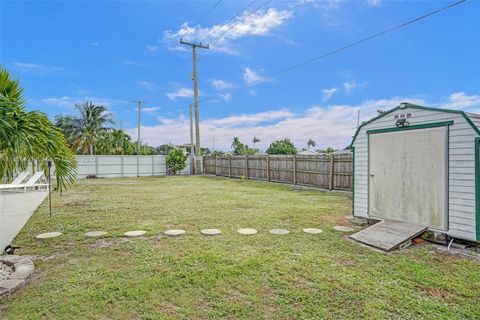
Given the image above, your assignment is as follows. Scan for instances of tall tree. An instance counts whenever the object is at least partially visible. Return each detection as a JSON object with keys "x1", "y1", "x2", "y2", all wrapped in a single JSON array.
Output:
[
  {"x1": 266, "y1": 139, "x2": 297, "y2": 155},
  {"x1": 307, "y1": 139, "x2": 316, "y2": 150},
  {"x1": 253, "y1": 136, "x2": 260, "y2": 149},
  {"x1": 0, "y1": 67, "x2": 77, "y2": 190},
  {"x1": 56, "y1": 101, "x2": 113, "y2": 155},
  {"x1": 231, "y1": 137, "x2": 256, "y2": 155},
  {"x1": 96, "y1": 129, "x2": 135, "y2": 155}
]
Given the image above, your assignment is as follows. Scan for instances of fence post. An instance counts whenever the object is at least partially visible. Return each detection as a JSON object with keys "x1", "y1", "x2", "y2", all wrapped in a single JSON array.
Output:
[
  {"x1": 266, "y1": 155, "x2": 270, "y2": 181},
  {"x1": 95, "y1": 156, "x2": 99, "y2": 177},
  {"x1": 215, "y1": 156, "x2": 218, "y2": 176},
  {"x1": 137, "y1": 155, "x2": 140, "y2": 178},
  {"x1": 121, "y1": 156, "x2": 124, "y2": 177},
  {"x1": 152, "y1": 155, "x2": 154, "y2": 176},
  {"x1": 329, "y1": 154, "x2": 334, "y2": 190},
  {"x1": 245, "y1": 155, "x2": 249, "y2": 179},
  {"x1": 293, "y1": 155, "x2": 297, "y2": 185},
  {"x1": 229, "y1": 155, "x2": 232, "y2": 177}
]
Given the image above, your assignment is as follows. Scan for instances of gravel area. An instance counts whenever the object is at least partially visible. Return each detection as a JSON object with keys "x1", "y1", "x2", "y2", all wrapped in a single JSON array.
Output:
[{"x1": 0, "y1": 262, "x2": 13, "y2": 280}]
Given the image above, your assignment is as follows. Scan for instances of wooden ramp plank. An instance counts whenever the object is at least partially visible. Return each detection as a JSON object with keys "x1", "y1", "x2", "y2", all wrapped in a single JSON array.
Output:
[{"x1": 349, "y1": 220, "x2": 427, "y2": 252}]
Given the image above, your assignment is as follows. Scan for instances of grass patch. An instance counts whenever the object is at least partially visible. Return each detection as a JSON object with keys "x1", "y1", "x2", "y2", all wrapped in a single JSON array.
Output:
[{"x1": 1, "y1": 176, "x2": 479, "y2": 319}]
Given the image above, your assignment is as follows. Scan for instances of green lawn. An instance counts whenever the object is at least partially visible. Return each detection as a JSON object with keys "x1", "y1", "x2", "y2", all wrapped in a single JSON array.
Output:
[{"x1": 1, "y1": 176, "x2": 479, "y2": 319}]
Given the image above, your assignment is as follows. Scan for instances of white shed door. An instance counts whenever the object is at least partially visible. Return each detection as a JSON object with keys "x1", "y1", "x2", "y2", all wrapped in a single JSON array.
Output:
[{"x1": 369, "y1": 127, "x2": 447, "y2": 230}]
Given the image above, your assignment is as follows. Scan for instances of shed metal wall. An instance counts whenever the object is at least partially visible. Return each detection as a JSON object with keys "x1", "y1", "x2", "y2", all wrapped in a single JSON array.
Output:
[{"x1": 352, "y1": 106, "x2": 478, "y2": 241}]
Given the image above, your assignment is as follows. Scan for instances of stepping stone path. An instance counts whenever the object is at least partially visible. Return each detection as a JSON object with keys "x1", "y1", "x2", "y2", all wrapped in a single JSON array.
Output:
[
  {"x1": 124, "y1": 230, "x2": 146, "y2": 237},
  {"x1": 237, "y1": 228, "x2": 257, "y2": 235},
  {"x1": 334, "y1": 226, "x2": 354, "y2": 232},
  {"x1": 201, "y1": 229, "x2": 222, "y2": 236},
  {"x1": 0, "y1": 256, "x2": 34, "y2": 298},
  {"x1": 85, "y1": 231, "x2": 107, "y2": 237},
  {"x1": 303, "y1": 228, "x2": 323, "y2": 234},
  {"x1": 164, "y1": 229, "x2": 186, "y2": 237},
  {"x1": 269, "y1": 229, "x2": 289, "y2": 235},
  {"x1": 35, "y1": 232, "x2": 62, "y2": 240}
]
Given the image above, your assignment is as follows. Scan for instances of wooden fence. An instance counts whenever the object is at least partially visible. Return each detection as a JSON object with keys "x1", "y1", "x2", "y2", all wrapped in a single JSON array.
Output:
[{"x1": 203, "y1": 154, "x2": 352, "y2": 191}]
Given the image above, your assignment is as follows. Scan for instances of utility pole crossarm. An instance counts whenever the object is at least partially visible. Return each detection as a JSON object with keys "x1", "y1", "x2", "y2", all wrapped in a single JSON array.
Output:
[{"x1": 179, "y1": 38, "x2": 210, "y2": 49}]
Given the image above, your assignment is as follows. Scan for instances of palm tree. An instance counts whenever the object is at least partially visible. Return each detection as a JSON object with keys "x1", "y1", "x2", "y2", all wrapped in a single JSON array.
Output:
[
  {"x1": 253, "y1": 136, "x2": 260, "y2": 149},
  {"x1": 56, "y1": 101, "x2": 113, "y2": 155},
  {"x1": 96, "y1": 129, "x2": 135, "y2": 155},
  {"x1": 307, "y1": 139, "x2": 316, "y2": 150},
  {"x1": 0, "y1": 67, "x2": 77, "y2": 190}
]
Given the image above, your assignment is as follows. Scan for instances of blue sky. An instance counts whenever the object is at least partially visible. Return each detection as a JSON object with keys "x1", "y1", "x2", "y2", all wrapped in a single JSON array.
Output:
[{"x1": 1, "y1": 0, "x2": 479, "y2": 150}]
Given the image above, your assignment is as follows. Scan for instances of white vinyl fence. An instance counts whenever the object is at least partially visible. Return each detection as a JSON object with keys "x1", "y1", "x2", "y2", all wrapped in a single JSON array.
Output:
[{"x1": 75, "y1": 155, "x2": 194, "y2": 178}]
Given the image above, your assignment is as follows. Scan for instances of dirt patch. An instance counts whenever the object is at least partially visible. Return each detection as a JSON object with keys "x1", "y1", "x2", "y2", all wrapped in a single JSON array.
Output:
[
  {"x1": 338, "y1": 259, "x2": 356, "y2": 267},
  {"x1": 425, "y1": 288, "x2": 454, "y2": 301},
  {"x1": 0, "y1": 262, "x2": 13, "y2": 280},
  {"x1": 61, "y1": 200, "x2": 87, "y2": 208}
]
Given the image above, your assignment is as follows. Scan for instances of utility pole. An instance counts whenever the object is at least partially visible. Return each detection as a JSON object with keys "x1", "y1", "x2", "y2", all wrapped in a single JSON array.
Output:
[
  {"x1": 212, "y1": 136, "x2": 215, "y2": 152},
  {"x1": 356, "y1": 110, "x2": 361, "y2": 128},
  {"x1": 180, "y1": 38, "x2": 209, "y2": 158},
  {"x1": 131, "y1": 100, "x2": 147, "y2": 154},
  {"x1": 189, "y1": 104, "x2": 195, "y2": 174}
]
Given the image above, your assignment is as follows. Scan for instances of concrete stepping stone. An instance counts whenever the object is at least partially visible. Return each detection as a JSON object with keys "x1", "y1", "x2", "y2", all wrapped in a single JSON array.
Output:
[
  {"x1": 124, "y1": 230, "x2": 146, "y2": 237},
  {"x1": 85, "y1": 231, "x2": 107, "y2": 237},
  {"x1": 201, "y1": 229, "x2": 222, "y2": 236},
  {"x1": 35, "y1": 232, "x2": 62, "y2": 239},
  {"x1": 269, "y1": 229, "x2": 289, "y2": 235},
  {"x1": 334, "y1": 226, "x2": 354, "y2": 232},
  {"x1": 237, "y1": 228, "x2": 257, "y2": 235},
  {"x1": 164, "y1": 229, "x2": 186, "y2": 237},
  {"x1": 303, "y1": 228, "x2": 323, "y2": 234}
]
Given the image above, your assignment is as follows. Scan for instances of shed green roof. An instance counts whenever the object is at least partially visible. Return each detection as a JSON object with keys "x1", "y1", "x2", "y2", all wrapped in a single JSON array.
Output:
[{"x1": 349, "y1": 103, "x2": 480, "y2": 148}]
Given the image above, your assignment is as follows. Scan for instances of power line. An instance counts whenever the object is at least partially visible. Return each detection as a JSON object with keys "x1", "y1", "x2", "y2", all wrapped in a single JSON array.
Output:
[
  {"x1": 272, "y1": 0, "x2": 467, "y2": 76},
  {"x1": 182, "y1": 0, "x2": 225, "y2": 39},
  {"x1": 196, "y1": 0, "x2": 225, "y2": 26},
  {"x1": 209, "y1": 0, "x2": 274, "y2": 47},
  {"x1": 200, "y1": 0, "x2": 259, "y2": 44},
  {"x1": 198, "y1": 0, "x2": 467, "y2": 103}
]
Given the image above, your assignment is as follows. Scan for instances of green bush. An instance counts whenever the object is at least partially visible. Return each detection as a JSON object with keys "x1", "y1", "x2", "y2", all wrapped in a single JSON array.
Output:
[
  {"x1": 166, "y1": 148, "x2": 187, "y2": 175},
  {"x1": 266, "y1": 139, "x2": 297, "y2": 155}
]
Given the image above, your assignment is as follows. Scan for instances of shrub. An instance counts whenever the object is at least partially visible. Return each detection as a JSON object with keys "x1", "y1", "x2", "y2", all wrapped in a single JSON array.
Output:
[
  {"x1": 166, "y1": 148, "x2": 187, "y2": 175},
  {"x1": 266, "y1": 139, "x2": 297, "y2": 155}
]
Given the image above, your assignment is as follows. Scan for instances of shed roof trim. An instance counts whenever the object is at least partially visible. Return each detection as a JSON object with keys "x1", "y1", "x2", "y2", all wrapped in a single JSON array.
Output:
[{"x1": 349, "y1": 103, "x2": 480, "y2": 147}]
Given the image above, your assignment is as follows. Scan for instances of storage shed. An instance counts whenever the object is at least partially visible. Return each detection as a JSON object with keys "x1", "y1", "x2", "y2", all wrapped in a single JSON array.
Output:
[{"x1": 350, "y1": 103, "x2": 480, "y2": 242}]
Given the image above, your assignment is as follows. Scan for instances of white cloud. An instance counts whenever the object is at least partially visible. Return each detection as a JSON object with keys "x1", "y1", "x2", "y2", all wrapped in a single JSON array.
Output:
[
  {"x1": 39, "y1": 96, "x2": 128, "y2": 109},
  {"x1": 128, "y1": 95, "x2": 436, "y2": 151},
  {"x1": 440, "y1": 92, "x2": 480, "y2": 110},
  {"x1": 122, "y1": 60, "x2": 142, "y2": 67},
  {"x1": 243, "y1": 67, "x2": 268, "y2": 86},
  {"x1": 138, "y1": 80, "x2": 159, "y2": 92},
  {"x1": 163, "y1": 8, "x2": 294, "y2": 54},
  {"x1": 322, "y1": 87, "x2": 339, "y2": 101},
  {"x1": 212, "y1": 79, "x2": 235, "y2": 91},
  {"x1": 166, "y1": 88, "x2": 194, "y2": 100},
  {"x1": 41, "y1": 96, "x2": 74, "y2": 108},
  {"x1": 366, "y1": 0, "x2": 382, "y2": 7},
  {"x1": 143, "y1": 107, "x2": 160, "y2": 113},
  {"x1": 343, "y1": 80, "x2": 367, "y2": 94},
  {"x1": 13, "y1": 62, "x2": 65, "y2": 75},
  {"x1": 145, "y1": 45, "x2": 160, "y2": 55},
  {"x1": 91, "y1": 41, "x2": 99, "y2": 46},
  {"x1": 219, "y1": 93, "x2": 231, "y2": 102}
]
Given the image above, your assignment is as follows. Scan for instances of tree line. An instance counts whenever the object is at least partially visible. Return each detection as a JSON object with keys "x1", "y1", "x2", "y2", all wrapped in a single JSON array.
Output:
[{"x1": 216, "y1": 136, "x2": 339, "y2": 155}]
